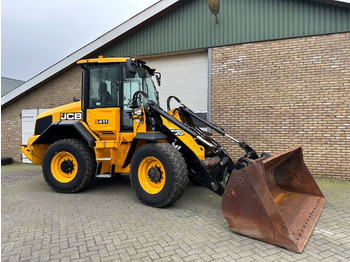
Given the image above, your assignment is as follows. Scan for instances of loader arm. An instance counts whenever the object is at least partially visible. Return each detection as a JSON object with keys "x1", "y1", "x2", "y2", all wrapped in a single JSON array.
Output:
[
  {"x1": 130, "y1": 91, "x2": 238, "y2": 195},
  {"x1": 166, "y1": 96, "x2": 261, "y2": 164}
]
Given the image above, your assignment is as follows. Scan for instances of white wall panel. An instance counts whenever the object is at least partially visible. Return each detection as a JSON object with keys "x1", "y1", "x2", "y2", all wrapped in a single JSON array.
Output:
[
  {"x1": 146, "y1": 52, "x2": 208, "y2": 113},
  {"x1": 21, "y1": 108, "x2": 49, "y2": 163}
]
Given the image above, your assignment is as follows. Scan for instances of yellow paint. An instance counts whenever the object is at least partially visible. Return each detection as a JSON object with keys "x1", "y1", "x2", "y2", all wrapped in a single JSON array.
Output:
[
  {"x1": 77, "y1": 57, "x2": 134, "y2": 64},
  {"x1": 132, "y1": 107, "x2": 147, "y2": 134},
  {"x1": 38, "y1": 101, "x2": 81, "y2": 123},
  {"x1": 138, "y1": 156, "x2": 166, "y2": 194},
  {"x1": 28, "y1": 135, "x2": 40, "y2": 144},
  {"x1": 80, "y1": 121, "x2": 100, "y2": 141},
  {"x1": 94, "y1": 141, "x2": 131, "y2": 174},
  {"x1": 86, "y1": 108, "x2": 120, "y2": 139},
  {"x1": 163, "y1": 109, "x2": 205, "y2": 160},
  {"x1": 21, "y1": 135, "x2": 49, "y2": 165},
  {"x1": 50, "y1": 152, "x2": 78, "y2": 183}
]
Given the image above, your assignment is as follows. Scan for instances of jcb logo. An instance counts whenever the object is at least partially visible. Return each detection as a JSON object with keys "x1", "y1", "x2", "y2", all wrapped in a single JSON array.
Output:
[
  {"x1": 60, "y1": 112, "x2": 82, "y2": 121},
  {"x1": 170, "y1": 129, "x2": 185, "y2": 136}
]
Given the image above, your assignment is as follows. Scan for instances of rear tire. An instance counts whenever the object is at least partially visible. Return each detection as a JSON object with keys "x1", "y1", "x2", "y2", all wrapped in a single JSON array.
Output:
[
  {"x1": 130, "y1": 143, "x2": 189, "y2": 207},
  {"x1": 42, "y1": 139, "x2": 96, "y2": 193}
]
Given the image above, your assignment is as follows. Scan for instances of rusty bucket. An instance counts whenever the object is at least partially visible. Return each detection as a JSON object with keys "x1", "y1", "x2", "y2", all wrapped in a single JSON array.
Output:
[{"x1": 222, "y1": 146, "x2": 326, "y2": 253}]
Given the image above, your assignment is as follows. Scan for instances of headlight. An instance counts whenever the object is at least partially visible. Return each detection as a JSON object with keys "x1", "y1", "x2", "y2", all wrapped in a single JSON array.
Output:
[{"x1": 133, "y1": 108, "x2": 143, "y2": 116}]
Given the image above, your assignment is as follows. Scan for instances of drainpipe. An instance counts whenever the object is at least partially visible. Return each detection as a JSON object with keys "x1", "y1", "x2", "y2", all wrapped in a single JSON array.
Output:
[{"x1": 207, "y1": 48, "x2": 212, "y2": 122}]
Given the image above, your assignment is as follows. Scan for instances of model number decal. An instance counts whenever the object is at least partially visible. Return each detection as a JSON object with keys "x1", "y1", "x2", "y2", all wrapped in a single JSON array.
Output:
[
  {"x1": 170, "y1": 129, "x2": 185, "y2": 136},
  {"x1": 95, "y1": 119, "x2": 109, "y2": 124},
  {"x1": 60, "y1": 112, "x2": 82, "y2": 120}
]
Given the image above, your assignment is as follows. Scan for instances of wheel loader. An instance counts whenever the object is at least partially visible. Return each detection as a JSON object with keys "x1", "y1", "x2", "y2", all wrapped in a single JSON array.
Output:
[{"x1": 22, "y1": 57, "x2": 326, "y2": 253}]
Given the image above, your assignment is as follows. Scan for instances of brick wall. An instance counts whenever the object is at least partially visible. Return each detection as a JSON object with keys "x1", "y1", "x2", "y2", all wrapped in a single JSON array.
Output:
[
  {"x1": 211, "y1": 33, "x2": 350, "y2": 180},
  {"x1": 1, "y1": 66, "x2": 81, "y2": 161}
]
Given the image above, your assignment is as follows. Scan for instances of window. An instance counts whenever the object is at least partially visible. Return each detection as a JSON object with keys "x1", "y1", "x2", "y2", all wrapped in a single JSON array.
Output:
[
  {"x1": 122, "y1": 66, "x2": 158, "y2": 109},
  {"x1": 88, "y1": 66, "x2": 121, "y2": 108}
]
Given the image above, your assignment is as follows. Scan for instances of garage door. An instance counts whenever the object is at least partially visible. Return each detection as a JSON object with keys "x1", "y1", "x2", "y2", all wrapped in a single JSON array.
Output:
[
  {"x1": 146, "y1": 51, "x2": 208, "y2": 117},
  {"x1": 22, "y1": 109, "x2": 48, "y2": 163}
]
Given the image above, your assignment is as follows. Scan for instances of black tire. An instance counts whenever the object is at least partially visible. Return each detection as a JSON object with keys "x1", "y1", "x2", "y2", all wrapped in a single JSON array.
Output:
[
  {"x1": 42, "y1": 139, "x2": 96, "y2": 193},
  {"x1": 1, "y1": 157, "x2": 13, "y2": 166},
  {"x1": 130, "y1": 143, "x2": 189, "y2": 207}
]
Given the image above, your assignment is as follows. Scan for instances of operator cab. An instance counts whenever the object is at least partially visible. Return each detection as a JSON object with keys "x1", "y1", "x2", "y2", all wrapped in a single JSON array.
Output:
[{"x1": 79, "y1": 57, "x2": 159, "y2": 135}]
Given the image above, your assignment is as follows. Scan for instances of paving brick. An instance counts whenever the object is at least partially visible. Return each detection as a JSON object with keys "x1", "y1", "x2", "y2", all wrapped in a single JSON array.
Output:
[{"x1": 2, "y1": 165, "x2": 350, "y2": 262}]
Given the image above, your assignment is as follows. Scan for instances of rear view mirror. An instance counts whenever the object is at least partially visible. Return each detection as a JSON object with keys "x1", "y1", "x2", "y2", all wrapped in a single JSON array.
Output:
[{"x1": 126, "y1": 59, "x2": 136, "y2": 74}]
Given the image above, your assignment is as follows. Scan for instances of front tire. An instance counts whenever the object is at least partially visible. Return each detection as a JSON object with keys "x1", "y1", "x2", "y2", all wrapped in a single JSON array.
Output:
[
  {"x1": 42, "y1": 139, "x2": 96, "y2": 193},
  {"x1": 130, "y1": 143, "x2": 189, "y2": 207}
]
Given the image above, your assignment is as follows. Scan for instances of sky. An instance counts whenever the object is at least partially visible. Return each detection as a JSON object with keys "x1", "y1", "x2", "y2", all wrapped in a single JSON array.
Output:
[{"x1": 1, "y1": 0, "x2": 159, "y2": 81}]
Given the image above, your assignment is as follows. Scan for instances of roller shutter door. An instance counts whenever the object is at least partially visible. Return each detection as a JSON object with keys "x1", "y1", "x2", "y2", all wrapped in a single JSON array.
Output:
[{"x1": 146, "y1": 52, "x2": 208, "y2": 119}]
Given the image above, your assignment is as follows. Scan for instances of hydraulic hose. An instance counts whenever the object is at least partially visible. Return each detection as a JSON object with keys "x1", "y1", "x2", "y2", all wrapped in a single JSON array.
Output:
[
  {"x1": 166, "y1": 96, "x2": 260, "y2": 158},
  {"x1": 132, "y1": 92, "x2": 215, "y2": 148},
  {"x1": 168, "y1": 96, "x2": 240, "y2": 143}
]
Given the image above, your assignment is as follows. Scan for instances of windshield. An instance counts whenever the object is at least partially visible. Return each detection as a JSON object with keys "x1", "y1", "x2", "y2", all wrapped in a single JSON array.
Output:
[{"x1": 123, "y1": 65, "x2": 159, "y2": 108}]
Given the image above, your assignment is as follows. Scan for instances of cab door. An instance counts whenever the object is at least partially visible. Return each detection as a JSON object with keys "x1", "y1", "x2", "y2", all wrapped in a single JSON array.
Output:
[{"x1": 85, "y1": 65, "x2": 122, "y2": 140}]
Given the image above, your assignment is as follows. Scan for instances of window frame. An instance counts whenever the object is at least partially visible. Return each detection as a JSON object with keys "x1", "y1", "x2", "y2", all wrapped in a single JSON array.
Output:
[{"x1": 84, "y1": 64, "x2": 123, "y2": 110}]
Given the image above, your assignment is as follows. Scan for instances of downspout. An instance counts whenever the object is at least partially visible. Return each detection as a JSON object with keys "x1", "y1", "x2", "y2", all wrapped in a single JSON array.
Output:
[{"x1": 207, "y1": 48, "x2": 212, "y2": 122}]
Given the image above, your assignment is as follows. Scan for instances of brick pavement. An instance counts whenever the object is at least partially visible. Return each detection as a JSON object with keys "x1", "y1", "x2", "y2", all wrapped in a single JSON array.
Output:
[{"x1": 2, "y1": 164, "x2": 350, "y2": 261}]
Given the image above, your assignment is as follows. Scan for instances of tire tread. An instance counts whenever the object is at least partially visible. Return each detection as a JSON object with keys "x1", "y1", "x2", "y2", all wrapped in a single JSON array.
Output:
[
  {"x1": 130, "y1": 143, "x2": 189, "y2": 207},
  {"x1": 42, "y1": 139, "x2": 95, "y2": 193}
]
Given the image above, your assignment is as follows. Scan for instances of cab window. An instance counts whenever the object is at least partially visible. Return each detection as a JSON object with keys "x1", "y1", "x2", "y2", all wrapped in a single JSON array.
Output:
[{"x1": 88, "y1": 66, "x2": 121, "y2": 108}]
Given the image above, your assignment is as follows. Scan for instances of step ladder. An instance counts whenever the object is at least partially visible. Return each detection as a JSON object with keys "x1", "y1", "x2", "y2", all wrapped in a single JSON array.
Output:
[{"x1": 94, "y1": 138, "x2": 122, "y2": 178}]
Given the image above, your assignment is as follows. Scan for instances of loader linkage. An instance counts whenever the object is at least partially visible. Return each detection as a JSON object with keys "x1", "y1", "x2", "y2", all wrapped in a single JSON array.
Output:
[{"x1": 132, "y1": 92, "x2": 264, "y2": 196}]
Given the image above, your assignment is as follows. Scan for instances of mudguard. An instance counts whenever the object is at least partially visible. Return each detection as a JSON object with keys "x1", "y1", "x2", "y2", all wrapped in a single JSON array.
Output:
[{"x1": 32, "y1": 121, "x2": 96, "y2": 147}]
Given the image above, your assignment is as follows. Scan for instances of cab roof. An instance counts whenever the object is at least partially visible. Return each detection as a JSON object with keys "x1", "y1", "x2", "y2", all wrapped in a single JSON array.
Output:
[
  {"x1": 77, "y1": 57, "x2": 133, "y2": 64},
  {"x1": 77, "y1": 56, "x2": 156, "y2": 75}
]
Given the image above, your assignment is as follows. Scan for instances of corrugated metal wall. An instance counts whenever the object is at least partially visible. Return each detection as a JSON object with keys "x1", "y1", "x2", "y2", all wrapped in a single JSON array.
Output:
[{"x1": 102, "y1": 0, "x2": 350, "y2": 57}]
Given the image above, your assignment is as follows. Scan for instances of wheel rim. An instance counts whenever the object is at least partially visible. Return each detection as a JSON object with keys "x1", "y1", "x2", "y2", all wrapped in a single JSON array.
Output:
[
  {"x1": 51, "y1": 152, "x2": 78, "y2": 183},
  {"x1": 138, "y1": 156, "x2": 166, "y2": 194}
]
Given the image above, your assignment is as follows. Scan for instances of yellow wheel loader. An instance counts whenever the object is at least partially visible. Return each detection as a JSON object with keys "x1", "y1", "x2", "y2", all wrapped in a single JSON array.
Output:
[{"x1": 22, "y1": 57, "x2": 326, "y2": 253}]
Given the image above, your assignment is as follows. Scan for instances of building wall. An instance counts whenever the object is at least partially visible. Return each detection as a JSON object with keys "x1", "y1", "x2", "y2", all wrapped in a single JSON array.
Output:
[
  {"x1": 1, "y1": 66, "x2": 81, "y2": 161},
  {"x1": 211, "y1": 32, "x2": 350, "y2": 180}
]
